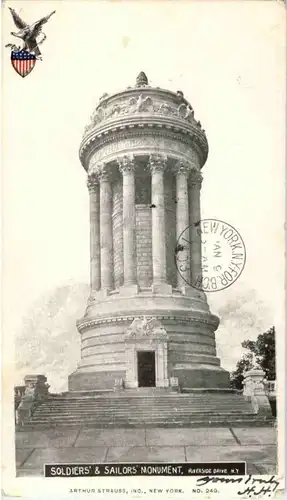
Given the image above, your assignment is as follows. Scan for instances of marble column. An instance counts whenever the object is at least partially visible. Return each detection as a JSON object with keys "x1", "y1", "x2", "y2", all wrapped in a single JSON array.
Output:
[
  {"x1": 98, "y1": 164, "x2": 113, "y2": 292},
  {"x1": 118, "y1": 155, "x2": 138, "y2": 294},
  {"x1": 189, "y1": 170, "x2": 203, "y2": 289},
  {"x1": 87, "y1": 173, "x2": 101, "y2": 293},
  {"x1": 149, "y1": 154, "x2": 171, "y2": 294},
  {"x1": 175, "y1": 160, "x2": 191, "y2": 290}
]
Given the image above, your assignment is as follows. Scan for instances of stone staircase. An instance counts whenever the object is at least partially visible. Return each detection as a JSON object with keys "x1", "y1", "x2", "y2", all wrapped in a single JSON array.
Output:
[{"x1": 21, "y1": 390, "x2": 274, "y2": 429}]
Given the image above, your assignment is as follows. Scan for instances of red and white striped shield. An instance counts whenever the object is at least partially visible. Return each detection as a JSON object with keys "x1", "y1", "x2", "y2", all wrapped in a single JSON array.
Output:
[{"x1": 11, "y1": 50, "x2": 36, "y2": 78}]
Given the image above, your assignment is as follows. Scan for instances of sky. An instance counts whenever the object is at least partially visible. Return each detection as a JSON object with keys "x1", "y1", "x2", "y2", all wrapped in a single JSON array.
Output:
[{"x1": 2, "y1": 1, "x2": 286, "y2": 387}]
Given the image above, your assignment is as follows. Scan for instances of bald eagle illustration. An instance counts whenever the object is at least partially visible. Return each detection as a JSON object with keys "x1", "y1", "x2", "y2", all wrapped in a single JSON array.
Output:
[{"x1": 6, "y1": 7, "x2": 55, "y2": 58}]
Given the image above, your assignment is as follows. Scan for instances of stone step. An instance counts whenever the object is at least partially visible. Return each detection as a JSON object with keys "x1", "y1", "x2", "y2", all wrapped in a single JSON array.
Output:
[
  {"x1": 49, "y1": 395, "x2": 244, "y2": 402},
  {"x1": 29, "y1": 415, "x2": 257, "y2": 424},
  {"x1": 22, "y1": 391, "x2": 270, "y2": 428},
  {"x1": 41, "y1": 399, "x2": 251, "y2": 406},
  {"x1": 32, "y1": 410, "x2": 253, "y2": 420},
  {"x1": 32, "y1": 412, "x2": 253, "y2": 420},
  {"x1": 38, "y1": 403, "x2": 251, "y2": 410},
  {"x1": 33, "y1": 406, "x2": 252, "y2": 414},
  {"x1": 35, "y1": 409, "x2": 252, "y2": 416},
  {"x1": 37, "y1": 407, "x2": 252, "y2": 414},
  {"x1": 23, "y1": 420, "x2": 273, "y2": 430},
  {"x1": 27, "y1": 416, "x2": 265, "y2": 428},
  {"x1": 35, "y1": 404, "x2": 254, "y2": 413}
]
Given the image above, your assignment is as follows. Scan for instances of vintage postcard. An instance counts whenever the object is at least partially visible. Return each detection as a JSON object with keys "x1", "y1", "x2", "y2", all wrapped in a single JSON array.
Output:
[{"x1": 1, "y1": 1, "x2": 286, "y2": 499}]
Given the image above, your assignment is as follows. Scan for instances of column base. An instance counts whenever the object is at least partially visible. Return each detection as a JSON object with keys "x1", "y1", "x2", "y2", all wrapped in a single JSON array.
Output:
[
  {"x1": 125, "y1": 380, "x2": 138, "y2": 389},
  {"x1": 152, "y1": 282, "x2": 172, "y2": 294},
  {"x1": 156, "y1": 378, "x2": 169, "y2": 388},
  {"x1": 180, "y1": 285, "x2": 197, "y2": 297},
  {"x1": 94, "y1": 289, "x2": 111, "y2": 300},
  {"x1": 179, "y1": 285, "x2": 207, "y2": 302},
  {"x1": 119, "y1": 284, "x2": 139, "y2": 296}
]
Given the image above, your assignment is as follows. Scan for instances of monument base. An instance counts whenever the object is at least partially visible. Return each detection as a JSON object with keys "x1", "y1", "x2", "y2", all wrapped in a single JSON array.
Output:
[
  {"x1": 68, "y1": 365, "x2": 230, "y2": 392},
  {"x1": 68, "y1": 370, "x2": 126, "y2": 392},
  {"x1": 172, "y1": 365, "x2": 230, "y2": 389}
]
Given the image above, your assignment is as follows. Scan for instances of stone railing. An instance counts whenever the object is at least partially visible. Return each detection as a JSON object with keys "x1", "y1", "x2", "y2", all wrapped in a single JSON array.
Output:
[
  {"x1": 15, "y1": 375, "x2": 50, "y2": 426},
  {"x1": 243, "y1": 369, "x2": 273, "y2": 418}
]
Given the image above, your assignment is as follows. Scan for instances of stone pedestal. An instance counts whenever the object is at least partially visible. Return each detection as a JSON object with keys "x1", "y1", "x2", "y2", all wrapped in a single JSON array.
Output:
[
  {"x1": 170, "y1": 377, "x2": 180, "y2": 392},
  {"x1": 243, "y1": 369, "x2": 272, "y2": 417},
  {"x1": 17, "y1": 375, "x2": 49, "y2": 425}
]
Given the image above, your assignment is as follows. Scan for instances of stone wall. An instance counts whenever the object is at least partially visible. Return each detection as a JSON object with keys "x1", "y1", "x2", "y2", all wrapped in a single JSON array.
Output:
[
  {"x1": 135, "y1": 169, "x2": 151, "y2": 204},
  {"x1": 136, "y1": 205, "x2": 153, "y2": 287},
  {"x1": 111, "y1": 170, "x2": 178, "y2": 290},
  {"x1": 164, "y1": 172, "x2": 177, "y2": 287}
]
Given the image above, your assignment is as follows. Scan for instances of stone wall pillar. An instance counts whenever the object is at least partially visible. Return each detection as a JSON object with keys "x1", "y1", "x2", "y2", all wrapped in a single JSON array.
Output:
[
  {"x1": 149, "y1": 154, "x2": 171, "y2": 294},
  {"x1": 189, "y1": 170, "x2": 203, "y2": 288},
  {"x1": 118, "y1": 155, "x2": 138, "y2": 293},
  {"x1": 16, "y1": 375, "x2": 49, "y2": 426},
  {"x1": 87, "y1": 174, "x2": 101, "y2": 293},
  {"x1": 175, "y1": 160, "x2": 191, "y2": 290},
  {"x1": 98, "y1": 164, "x2": 113, "y2": 292}
]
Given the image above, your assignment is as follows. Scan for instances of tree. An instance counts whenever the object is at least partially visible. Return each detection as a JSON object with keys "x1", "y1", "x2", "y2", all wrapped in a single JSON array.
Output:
[
  {"x1": 230, "y1": 326, "x2": 276, "y2": 390},
  {"x1": 230, "y1": 353, "x2": 253, "y2": 390},
  {"x1": 242, "y1": 326, "x2": 276, "y2": 381}
]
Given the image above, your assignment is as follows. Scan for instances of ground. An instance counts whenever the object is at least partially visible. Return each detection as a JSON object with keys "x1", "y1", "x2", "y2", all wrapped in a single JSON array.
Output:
[{"x1": 16, "y1": 426, "x2": 277, "y2": 477}]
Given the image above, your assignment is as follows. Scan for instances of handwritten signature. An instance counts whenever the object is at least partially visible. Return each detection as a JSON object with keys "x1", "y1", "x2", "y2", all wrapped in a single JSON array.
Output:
[{"x1": 196, "y1": 474, "x2": 280, "y2": 496}]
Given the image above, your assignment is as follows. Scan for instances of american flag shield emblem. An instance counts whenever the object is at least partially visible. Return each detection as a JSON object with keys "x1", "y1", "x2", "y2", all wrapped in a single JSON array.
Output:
[{"x1": 11, "y1": 50, "x2": 36, "y2": 78}]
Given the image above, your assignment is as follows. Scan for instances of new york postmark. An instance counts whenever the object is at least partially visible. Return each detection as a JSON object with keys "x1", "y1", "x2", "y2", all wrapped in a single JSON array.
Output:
[{"x1": 175, "y1": 218, "x2": 246, "y2": 292}]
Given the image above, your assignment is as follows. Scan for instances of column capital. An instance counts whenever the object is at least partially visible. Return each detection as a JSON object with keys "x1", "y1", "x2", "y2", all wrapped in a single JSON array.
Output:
[
  {"x1": 189, "y1": 170, "x2": 203, "y2": 188},
  {"x1": 149, "y1": 154, "x2": 167, "y2": 173},
  {"x1": 117, "y1": 154, "x2": 136, "y2": 174},
  {"x1": 96, "y1": 162, "x2": 111, "y2": 182},
  {"x1": 173, "y1": 159, "x2": 192, "y2": 177},
  {"x1": 87, "y1": 173, "x2": 99, "y2": 192}
]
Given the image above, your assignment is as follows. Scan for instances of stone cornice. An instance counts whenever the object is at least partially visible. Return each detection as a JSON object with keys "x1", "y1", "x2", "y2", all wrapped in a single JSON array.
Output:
[
  {"x1": 77, "y1": 313, "x2": 219, "y2": 333},
  {"x1": 80, "y1": 118, "x2": 208, "y2": 169}
]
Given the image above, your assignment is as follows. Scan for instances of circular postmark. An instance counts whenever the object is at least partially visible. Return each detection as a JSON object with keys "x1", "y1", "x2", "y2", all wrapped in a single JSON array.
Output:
[{"x1": 175, "y1": 218, "x2": 246, "y2": 292}]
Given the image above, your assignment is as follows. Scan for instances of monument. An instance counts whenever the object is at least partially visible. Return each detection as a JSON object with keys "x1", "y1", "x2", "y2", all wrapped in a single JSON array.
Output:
[{"x1": 69, "y1": 72, "x2": 230, "y2": 392}]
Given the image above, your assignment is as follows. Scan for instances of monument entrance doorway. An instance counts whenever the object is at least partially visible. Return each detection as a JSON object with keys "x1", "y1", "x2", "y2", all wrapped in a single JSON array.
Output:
[{"x1": 137, "y1": 351, "x2": 156, "y2": 387}]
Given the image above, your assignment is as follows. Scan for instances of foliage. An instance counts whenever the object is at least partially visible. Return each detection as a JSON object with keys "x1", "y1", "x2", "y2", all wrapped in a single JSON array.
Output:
[{"x1": 230, "y1": 326, "x2": 275, "y2": 390}]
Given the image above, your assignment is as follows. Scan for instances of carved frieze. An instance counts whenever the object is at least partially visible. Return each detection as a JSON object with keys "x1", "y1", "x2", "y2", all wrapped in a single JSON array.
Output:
[
  {"x1": 89, "y1": 135, "x2": 200, "y2": 168},
  {"x1": 77, "y1": 312, "x2": 219, "y2": 333},
  {"x1": 125, "y1": 316, "x2": 168, "y2": 340},
  {"x1": 129, "y1": 94, "x2": 154, "y2": 113},
  {"x1": 82, "y1": 92, "x2": 204, "y2": 138}
]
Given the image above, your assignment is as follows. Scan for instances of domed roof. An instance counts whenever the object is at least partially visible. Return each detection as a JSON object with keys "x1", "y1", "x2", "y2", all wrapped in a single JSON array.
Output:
[{"x1": 80, "y1": 73, "x2": 208, "y2": 168}]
